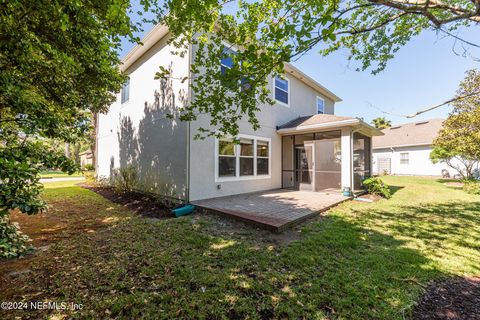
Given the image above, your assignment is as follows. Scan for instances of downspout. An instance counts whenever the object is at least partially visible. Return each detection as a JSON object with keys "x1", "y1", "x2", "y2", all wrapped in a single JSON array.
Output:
[
  {"x1": 185, "y1": 42, "x2": 193, "y2": 202},
  {"x1": 95, "y1": 112, "x2": 99, "y2": 179}
]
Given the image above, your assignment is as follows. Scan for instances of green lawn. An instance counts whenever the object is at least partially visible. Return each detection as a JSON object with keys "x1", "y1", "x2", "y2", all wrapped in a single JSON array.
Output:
[
  {"x1": 2, "y1": 177, "x2": 479, "y2": 319},
  {"x1": 39, "y1": 170, "x2": 83, "y2": 178}
]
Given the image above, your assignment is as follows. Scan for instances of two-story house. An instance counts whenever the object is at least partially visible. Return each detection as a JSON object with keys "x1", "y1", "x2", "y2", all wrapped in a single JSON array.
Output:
[{"x1": 96, "y1": 24, "x2": 382, "y2": 202}]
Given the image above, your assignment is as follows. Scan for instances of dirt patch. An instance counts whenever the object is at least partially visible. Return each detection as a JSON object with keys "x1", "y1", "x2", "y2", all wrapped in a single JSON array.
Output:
[
  {"x1": 0, "y1": 194, "x2": 129, "y2": 299},
  {"x1": 191, "y1": 210, "x2": 325, "y2": 248},
  {"x1": 82, "y1": 185, "x2": 172, "y2": 219},
  {"x1": 412, "y1": 276, "x2": 480, "y2": 320},
  {"x1": 83, "y1": 185, "x2": 306, "y2": 245}
]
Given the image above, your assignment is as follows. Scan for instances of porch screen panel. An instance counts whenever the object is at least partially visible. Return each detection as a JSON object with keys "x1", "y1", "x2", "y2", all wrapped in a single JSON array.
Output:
[
  {"x1": 282, "y1": 136, "x2": 294, "y2": 188},
  {"x1": 353, "y1": 132, "x2": 372, "y2": 190},
  {"x1": 294, "y1": 133, "x2": 314, "y2": 145},
  {"x1": 314, "y1": 131, "x2": 341, "y2": 190}
]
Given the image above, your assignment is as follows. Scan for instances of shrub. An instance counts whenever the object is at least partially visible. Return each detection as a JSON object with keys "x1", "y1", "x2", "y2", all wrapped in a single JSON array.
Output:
[
  {"x1": 83, "y1": 171, "x2": 96, "y2": 183},
  {"x1": 113, "y1": 165, "x2": 138, "y2": 193},
  {"x1": 362, "y1": 177, "x2": 392, "y2": 199},
  {"x1": 0, "y1": 216, "x2": 32, "y2": 259},
  {"x1": 84, "y1": 164, "x2": 94, "y2": 171},
  {"x1": 463, "y1": 181, "x2": 480, "y2": 195}
]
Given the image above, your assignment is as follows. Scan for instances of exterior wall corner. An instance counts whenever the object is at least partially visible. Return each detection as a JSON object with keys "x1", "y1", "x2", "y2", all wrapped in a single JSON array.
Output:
[{"x1": 340, "y1": 127, "x2": 352, "y2": 191}]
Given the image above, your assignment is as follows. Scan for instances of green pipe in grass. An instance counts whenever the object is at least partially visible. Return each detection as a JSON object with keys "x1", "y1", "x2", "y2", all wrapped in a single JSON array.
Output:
[{"x1": 171, "y1": 204, "x2": 196, "y2": 217}]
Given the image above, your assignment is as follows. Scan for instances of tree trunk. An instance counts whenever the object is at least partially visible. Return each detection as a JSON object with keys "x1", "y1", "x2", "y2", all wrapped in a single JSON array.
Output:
[
  {"x1": 64, "y1": 142, "x2": 70, "y2": 158},
  {"x1": 90, "y1": 113, "x2": 98, "y2": 170}
]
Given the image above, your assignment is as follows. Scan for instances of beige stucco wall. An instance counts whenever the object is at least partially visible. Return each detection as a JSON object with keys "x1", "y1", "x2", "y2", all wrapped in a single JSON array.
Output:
[
  {"x1": 188, "y1": 46, "x2": 338, "y2": 201},
  {"x1": 97, "y1": 32, "x2": 339, "y2": 201},
  {"x1": 96, "y1": 34, "x2": 190, "y2": 199}
]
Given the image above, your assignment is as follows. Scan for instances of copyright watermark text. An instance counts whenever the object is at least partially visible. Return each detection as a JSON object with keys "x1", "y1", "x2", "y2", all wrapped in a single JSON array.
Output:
[{"x1": 1, "y1": 301, "x2": 83, "y2": 311}]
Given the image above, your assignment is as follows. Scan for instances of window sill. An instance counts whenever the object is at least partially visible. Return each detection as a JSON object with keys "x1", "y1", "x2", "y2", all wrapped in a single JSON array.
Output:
[
  {"x1": 120, "y1": 101, "x2": 131, "y2": 109},
  {"x1": 215, "y1": 175, "x2": 271, "y2": 183},
  {"x1": 275, "y1": 100, "x2": 289, "y2": 108}
]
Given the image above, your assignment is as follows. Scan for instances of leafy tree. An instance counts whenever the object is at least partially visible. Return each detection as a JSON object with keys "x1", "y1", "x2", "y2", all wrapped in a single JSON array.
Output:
[
  {"x1": 431, "y1": 69, "x2": 480, "y2": 180},
  {"x1": 155, "y1": 0, "x2": 480, "y2": 138},
  {"x1": 0, "y1": 0, "x2": 158, "y2": 257},
  {"x1": 430, "y1": 146, "x2": 477, "y2": 180},
  {"x1": 1, "y1": 0, "x2": 478, "y2": 257},
  {"x1": 371, "y1": 117, "x2": 392, "y2": 129}
]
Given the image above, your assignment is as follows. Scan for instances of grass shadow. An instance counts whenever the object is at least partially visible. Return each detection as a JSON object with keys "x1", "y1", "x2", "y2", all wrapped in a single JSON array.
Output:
[
  {"x1": 435, "y1": 178, "x2": 463, "y2": 184},
  {"x1": 389, "y1": 185, "x2": 404, "y2": 196},
  {"x1": 2, "y1": 212, "x2": 446, "y2": 319},
  {"x1": 359, "y1": 200, "x2": 480, "y2": 275}
]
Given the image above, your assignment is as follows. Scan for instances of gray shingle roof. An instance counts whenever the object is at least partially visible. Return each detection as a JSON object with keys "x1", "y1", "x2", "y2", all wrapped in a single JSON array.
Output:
[
  {"x1": 277, "y1": 114, "x2": 355, "y2": 130},
  {"x1": 372, "y1": 118, "x2": 444, "y2": 149}
]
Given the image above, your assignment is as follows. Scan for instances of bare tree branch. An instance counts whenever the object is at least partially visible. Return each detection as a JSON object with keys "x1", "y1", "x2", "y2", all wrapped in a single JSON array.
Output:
[
  {"x1": 367, "y1": 90, "x2": 480, "y2": 118},
  {"x1": 405, "y1": 90, "x2": 480, "y2": 117}
]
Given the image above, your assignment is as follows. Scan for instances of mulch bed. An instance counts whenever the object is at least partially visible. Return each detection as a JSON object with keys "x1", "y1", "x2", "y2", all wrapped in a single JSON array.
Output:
[
  {"x1": 82, "y1": 185, "x2": 173, "y2": 219},
  {"x1": 412, "y1": 276, "x2": 480, "y2": 320},
  {"x1": 355, "y1": 193, "x2": 383, "y2": 202}
]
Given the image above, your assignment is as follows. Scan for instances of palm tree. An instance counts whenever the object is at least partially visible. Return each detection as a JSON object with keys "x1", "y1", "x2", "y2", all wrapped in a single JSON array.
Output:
[{"x1": 371, "y1": 117, "x2": 392, "y2": 129}]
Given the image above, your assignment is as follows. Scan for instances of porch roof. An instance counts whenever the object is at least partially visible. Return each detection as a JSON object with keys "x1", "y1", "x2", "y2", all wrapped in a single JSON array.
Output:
[{"x1": 276, "y1": 114, "x2": 383, "y2": 137}]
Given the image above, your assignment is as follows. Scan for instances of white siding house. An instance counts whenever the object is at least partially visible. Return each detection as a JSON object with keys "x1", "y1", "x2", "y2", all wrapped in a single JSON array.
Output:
[
  {"x1": 372, "y1": 119, "x2": 465, "y2": 177},
  {"x1": 97, "y1": 24, "x2": 383, "y2": 202}
]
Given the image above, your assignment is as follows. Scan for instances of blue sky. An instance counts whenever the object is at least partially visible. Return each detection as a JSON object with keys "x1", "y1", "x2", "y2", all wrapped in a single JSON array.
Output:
[
  {"x1": 120, "y1": 14, "x2": 479, "y2": 126},
  {"x1": 294, "y1": 27, "x2": 480, "y2": 125}
]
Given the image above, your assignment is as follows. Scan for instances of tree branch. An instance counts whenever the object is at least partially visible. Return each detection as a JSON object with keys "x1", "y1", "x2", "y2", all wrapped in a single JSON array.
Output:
[{"x1": 406, "y1": 90, "x2": 480, "y2": 118}]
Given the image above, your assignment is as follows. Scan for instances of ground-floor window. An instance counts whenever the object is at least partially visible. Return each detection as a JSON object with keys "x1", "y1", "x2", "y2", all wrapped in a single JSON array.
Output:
[
  {"x1": 239, "y1": 138, "x2": 254, "y2": 176},
  {"x1": 400, "y1": 152, "x2": 409, "y2": 165},
  {"x1": 218, "y1": 139, "x2": 236, "y2": 177},
  {"x1": 257, "y1": 140, "x2": 270, "y2": 175},
  {"x1": 216, "y1": 135, "x2": 271, "y2": 180}
]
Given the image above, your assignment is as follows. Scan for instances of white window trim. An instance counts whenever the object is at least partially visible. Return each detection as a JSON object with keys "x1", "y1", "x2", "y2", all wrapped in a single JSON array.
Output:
[
  {"x1": 215, "y1": 134, "x2": 272, "y2": 182},
  {"x1": 316, "y1": 96, "x2": 325, "y2": 114},
  {"x1": 273, "y1": 76, "x2": 290, "y2": 107}
]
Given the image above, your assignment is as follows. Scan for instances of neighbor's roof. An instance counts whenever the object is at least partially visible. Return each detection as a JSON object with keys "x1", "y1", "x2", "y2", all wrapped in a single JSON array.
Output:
[
  {"x1": 372, "y1": 118, "x2": 444, "y2": 149},
  {"x1": 79, "y1": 149, "x2": 93, "y2": 156},
  {"x1": 120, "y1": 24, "x2": 342, "y2": 102},
  {"x1": 277, "y1": 114, "x2": 383, "y2": 136}
]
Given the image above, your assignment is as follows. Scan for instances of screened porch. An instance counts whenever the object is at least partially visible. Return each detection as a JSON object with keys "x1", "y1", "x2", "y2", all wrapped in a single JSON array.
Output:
[{"x1": 281, "y1": 130, "x2": 372, "y2": 193}]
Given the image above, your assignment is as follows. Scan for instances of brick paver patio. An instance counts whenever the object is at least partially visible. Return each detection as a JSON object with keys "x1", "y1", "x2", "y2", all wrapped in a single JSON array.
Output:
[{"x1": 193, "y1": 189, "x2": 350, "y2": 231}]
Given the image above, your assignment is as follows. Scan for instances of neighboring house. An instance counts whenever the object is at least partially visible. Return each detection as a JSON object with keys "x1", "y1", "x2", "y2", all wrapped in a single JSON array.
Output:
[
  {"x1": 96, "y1": 24, "x2": 383, "y2": 202},
  {"x1": 79, "y1": 150, "x2": 93, "y2": 169},
  {"x1": 372, "y1": 119, "x2": 454, "y2": 176}
]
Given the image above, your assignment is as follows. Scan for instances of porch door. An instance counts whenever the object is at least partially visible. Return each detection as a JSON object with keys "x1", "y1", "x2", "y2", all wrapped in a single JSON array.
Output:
[{"x1": 295, "y1": 143, "x2": 315, "y2": 191}]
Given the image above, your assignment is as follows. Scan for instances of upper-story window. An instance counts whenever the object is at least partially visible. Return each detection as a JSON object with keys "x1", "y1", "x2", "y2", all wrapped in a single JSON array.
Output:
[
  {"x1": 316, "y1": 96, "x2": 325, "y2": 114},
  {"x1": 121, "y1": 78, "x2": 130, "y2": 104},
  {"x1": 220, "y1": 46, "x2": 252, "y2": 91},
  {"x1": 274, "y1": 76, "x2": 289, "y2": 106},
  {"x1": 220, "y1": 47, "x2": 235, "y2": 76}
]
